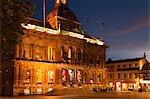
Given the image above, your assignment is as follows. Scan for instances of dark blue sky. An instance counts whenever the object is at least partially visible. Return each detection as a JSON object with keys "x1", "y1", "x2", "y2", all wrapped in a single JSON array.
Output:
[{"x1": 32, "y1": 0, "x2": 150, "y2": 61}]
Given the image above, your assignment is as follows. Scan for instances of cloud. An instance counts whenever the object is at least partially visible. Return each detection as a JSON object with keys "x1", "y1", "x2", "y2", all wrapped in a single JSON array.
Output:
[{"x1": 113, "y1": 16, "x2": 149, "y2": 35}]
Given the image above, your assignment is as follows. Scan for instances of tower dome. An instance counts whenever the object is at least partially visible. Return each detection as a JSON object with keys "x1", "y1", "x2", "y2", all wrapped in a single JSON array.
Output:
[{"x1": 46, "y1": 0, "x2": 81, "y2": 33}]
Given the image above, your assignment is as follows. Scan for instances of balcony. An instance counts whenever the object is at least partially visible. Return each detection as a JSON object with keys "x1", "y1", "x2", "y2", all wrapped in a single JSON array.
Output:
[{"x1": 117, "y1": 67, "x2": 139, "y2": 71}]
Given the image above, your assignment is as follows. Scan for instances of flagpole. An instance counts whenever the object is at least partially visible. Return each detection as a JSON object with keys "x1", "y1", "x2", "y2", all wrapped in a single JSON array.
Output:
[
  {"x1": 43, "y1": 0, "x2": 46, "y2": 28},
  {"x1": 100, "y1": 17, "x2": 104, "y2": 41},
  {"x1": 86, "y1": 16, "x2": 88, "y2": 33}
]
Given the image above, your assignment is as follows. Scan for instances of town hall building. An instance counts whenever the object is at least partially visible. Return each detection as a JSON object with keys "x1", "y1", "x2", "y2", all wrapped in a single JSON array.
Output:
[{"x1": 12, "y1": 0, "x2": 108, "y2": 95}]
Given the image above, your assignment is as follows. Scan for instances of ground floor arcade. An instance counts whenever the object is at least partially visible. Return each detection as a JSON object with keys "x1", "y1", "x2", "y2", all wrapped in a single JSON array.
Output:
[
  {"x1": 13, "y1": 60, "x2": 108, "y2": 95},
  {"x1": 108, "y1": 80, "x2": 150, "y2": 92}
]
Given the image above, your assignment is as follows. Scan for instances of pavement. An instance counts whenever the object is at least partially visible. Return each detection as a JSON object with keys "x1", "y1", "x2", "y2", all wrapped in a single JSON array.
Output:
[{"x1": 1, "y1": 89, "x2": 150, "y2": 99}]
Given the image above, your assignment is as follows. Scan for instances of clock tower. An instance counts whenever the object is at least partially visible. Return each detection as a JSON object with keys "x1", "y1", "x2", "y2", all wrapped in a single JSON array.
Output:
[{"x1": 46, "y1": 0, "x2": 81, "y2": 33}]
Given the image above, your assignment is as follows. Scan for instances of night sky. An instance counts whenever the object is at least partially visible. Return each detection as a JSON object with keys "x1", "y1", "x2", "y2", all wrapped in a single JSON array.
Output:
[{"x1": 32, "y1": 0, "x2": 150, "y2": 61}]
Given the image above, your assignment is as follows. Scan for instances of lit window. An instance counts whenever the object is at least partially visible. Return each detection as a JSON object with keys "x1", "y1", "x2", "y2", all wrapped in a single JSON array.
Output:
[
  {"x1": 24, "y1": 88, "x2": 31, "y2": 95},
  {"x1": 90, "y1": 73, "x2": 94, "y2": 83},
  {"x1": 77, "y1": 70, "x2": 82, "y2": 84},
  {"x1": 23, "y1": 44, "x2": 30, "y2": 58},
  {"x1": 68, "y1": 47, "x2": 72, "y2": 60},
  {"x1": 23, "y1": 67, "x2": 30, "y2": 82},
  {"x1": 35, "y1": 46, "x2": 44, "y2": 60},
  {"x1": 61, "y1": 69, "x2": 67, "y2": 86},
  {"x1": 48, "y1": 70, "x2": 54, "y2": 83},
  {"x1": 83, "y1": 73, "x2": 87, "y2": 83},
  {"x1": 36, "y1": 69, "x2": 42, "y2": 83},
  {"x1": 48, "y1": 46, "x2": 53, "y2": 60}
]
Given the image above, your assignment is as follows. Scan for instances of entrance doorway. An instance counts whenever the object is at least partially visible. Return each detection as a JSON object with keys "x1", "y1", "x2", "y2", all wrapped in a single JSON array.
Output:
[
  {"x1": 68, "y1": 69, "x2": 75, "y2": 87},
  {"x1": 116, "y1": 82, "x2": 121, "y2": 92}
]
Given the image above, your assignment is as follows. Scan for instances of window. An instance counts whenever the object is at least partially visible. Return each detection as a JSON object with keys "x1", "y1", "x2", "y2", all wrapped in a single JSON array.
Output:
[
  {"x1": 135, "y1": 63, "x2": 138, "y2": 66},
  {"x1": 76, "y1": 48, "x2": 81, "y2": 60},
  {"x1": 77, "y1": 70, "x2": 82, "y2": 84},
  {"x1": 118, "y1": 65, "x2": 120, "y2": 68},
  {"x1": 48, "y1": 70, "x2": 54, "y2": 83},
  {"x1": 76, "y1": 48, "x2": 82, "y2": 64},
  {"x1": 124, "y1": 73, "x2": 126, "y2": 79},
  {"x1": 89, "y1": 57, "x2": 93, "y2": 64},
  {"x1": 23, "y1": 67, "x2": 30, "y2": 82},
  {"x1": 90, "y1": 73, "x2": 95, "y2": 83},
  {"x1": 83, "y1": 52, "x2": 86, "y2": 63},
  {"x1": 23, "y1": 44, "x2": 30, "y2": 58},
  {"x1": 62, "y1": 69, "x2": 67, "y2": 86},
  {"x1": 129, "y1": 64, "x2": 131, "y2": 68},
  {"x1": 110, "y1": 74, "x2": 113, "y2": 79},
  {"x1": 118, "y1": 74, "x2": 120, "y2": 79},
  {"x1": 48, "y1": 46, "x2": 53, "y2": 60},
  {"x1": 111, "y1": 66, "x2": 113, "y2": 68},
  {"x1": 68, "y1": 47, "x2": 72, "y2": 59},
  {"x1": 36, "y1": 69, "x2": 42, "y2": 83},
  {"x1": 61, "y1": 46, "x2": 65, "y2": 58},
  {"x1": 97, "y1": 73, "x2": 102, "y2": 82},
  {"x1": 135, "y1": 73, "x2": 138, "y2": 78},
  {"x1": 129, "y1": 73, "x2": 132, "y2": 78},
  {"x1": 83, "y1": 73, "x2": 87, "y2": 83},
  {"x1": 96, "y1": 56, "x2": 100, "y2": 64},
  {"x1": 35, "y1": 46, "x2": 44, "y2": 60},
  {"x1": 123, "y1": 65, "x2": 126, "y2": 68}
]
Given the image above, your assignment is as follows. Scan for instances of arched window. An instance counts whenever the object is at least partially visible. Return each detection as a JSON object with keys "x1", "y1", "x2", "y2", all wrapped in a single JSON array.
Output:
[
  {"x1": 36, "y1": 69, "x2": 42, "y2": 83},
  {"x1": 90, "y1": 73, "x2": 94, "y2": 83},
  {"x1": 23, "y1": 44, "x2": 31, "y2": 58},
  {"x1": 76, "y1": 48, "x2": 82, "y2": 64},
  {"x1": 77, "y1": 48, "x2": 81, "y2": 60},
  {"x1": 83, "y1": 52, "x2": 86, "y2": 63},
  {"x1": 77, "y1": 70, "x2": 82, "y2": 86},
  {"x1": 48, "y1": 46, "x2": 53, "y2": 60},
  {"x1": 48, "y1": 70, "x2": 54, "y2": 83},
  {"x1": 83, "y1": 73, "x2": 87, "y2": 83},
  {"x1": 61, "y1": 69, "x2": 67, "y2": 86},
  {"x1": 35, "y1": 46, "x2": 43, "y2": 60},
  {"x1": 97, "y1": 72, "x2": 102, "y2": 83},
  {"x1": 61, "y1": 46, "x2": 65, "y2": 58},
  {"x1": 61, "y1": 46, "x2": 68, "y2": 60},
  {"x1": 68, "y1": 47, "x2": 72, "y2": 59}
]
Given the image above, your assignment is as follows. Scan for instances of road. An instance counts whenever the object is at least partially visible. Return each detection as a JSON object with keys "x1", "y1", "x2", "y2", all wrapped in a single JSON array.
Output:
[{"x1": 1, "y1": 93, "x2": 150, "y2": 99}]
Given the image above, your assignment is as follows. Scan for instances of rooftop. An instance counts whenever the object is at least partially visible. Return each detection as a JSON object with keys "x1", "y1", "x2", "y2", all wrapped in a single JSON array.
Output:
[
  {"x1": 106, "y1": 57, "x2": 144, "y2": 64},
  {"x1": 22, "y1": 18, "x2": 106, "y2": 46},
  {"x1": 142, "y1": 63, "x2": 150, "y2": 70}
]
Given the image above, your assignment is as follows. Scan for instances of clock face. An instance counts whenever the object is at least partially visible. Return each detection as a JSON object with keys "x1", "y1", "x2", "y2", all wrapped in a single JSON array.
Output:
[
  {"x1": 61, "y1": 0, "x2": 66, "y2": 4},
  {"x1": 56, "y1": 0, "x2": 60, "y2": 4}
]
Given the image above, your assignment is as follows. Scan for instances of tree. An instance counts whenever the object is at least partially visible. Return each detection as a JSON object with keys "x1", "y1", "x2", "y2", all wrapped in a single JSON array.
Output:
[
  {"x1": 0, "y1": 0, "x2": 33, "y2": 61},
  {"x1": 0, "y1": 0, "x2": 34, "y2": 96}
]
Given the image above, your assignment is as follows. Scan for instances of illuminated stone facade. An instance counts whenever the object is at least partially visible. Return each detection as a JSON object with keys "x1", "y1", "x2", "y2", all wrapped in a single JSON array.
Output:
[
  {"x1": 106, "y1": 55, "x2": 149, "y2": 92},
  {"x1": 12, "y1": 0, "x2": 108, "y2": 95}
]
